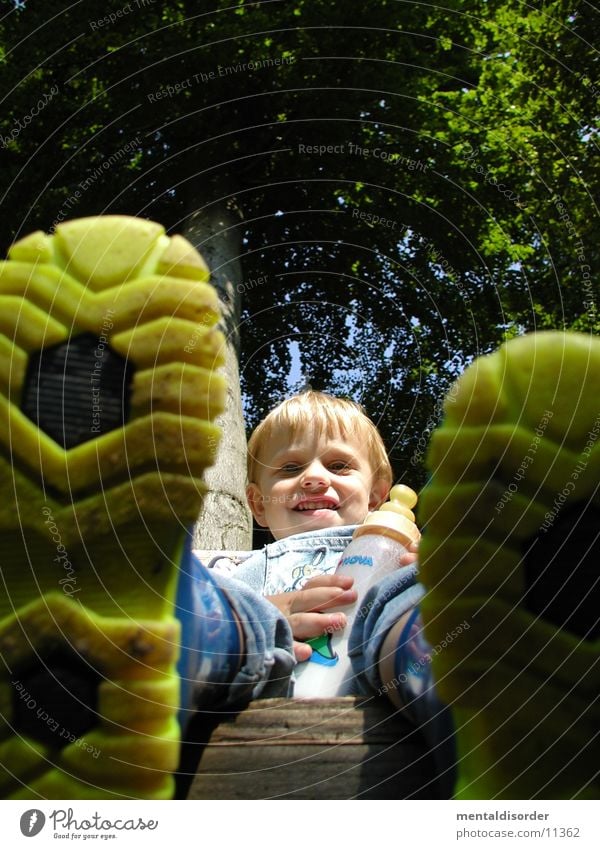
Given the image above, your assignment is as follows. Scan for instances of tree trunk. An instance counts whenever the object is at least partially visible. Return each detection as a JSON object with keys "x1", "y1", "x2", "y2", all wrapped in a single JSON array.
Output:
[{"x1": 184, "y1": 203, "x2": 252, "y2": 552}]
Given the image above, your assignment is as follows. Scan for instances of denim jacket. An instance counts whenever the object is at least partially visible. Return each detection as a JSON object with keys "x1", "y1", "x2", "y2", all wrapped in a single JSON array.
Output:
[
  {"x1": 211, "y1": 525, "x2": 424, "y2": 694},
  {"x1": 224, "y1": 525, "x2": 355, "y2": 594}
]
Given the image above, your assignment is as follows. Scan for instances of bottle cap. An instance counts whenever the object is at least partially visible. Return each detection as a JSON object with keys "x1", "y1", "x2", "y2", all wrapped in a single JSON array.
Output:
[{"x1": 354, "y1": 484, "x2": 420, "y2": 546}]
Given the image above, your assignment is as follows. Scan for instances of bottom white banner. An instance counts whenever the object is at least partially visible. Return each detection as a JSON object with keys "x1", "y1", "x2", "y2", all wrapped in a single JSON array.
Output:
[{"x1": 0, "y1": 800, "x2": 599, "y2": 848}]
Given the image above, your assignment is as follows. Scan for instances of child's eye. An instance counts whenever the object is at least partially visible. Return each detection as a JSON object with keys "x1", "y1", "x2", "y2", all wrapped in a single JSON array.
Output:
[
  {"x1": 280, "y1": 463, "x2": 301, "y2": 473},
  {"x1": 329, "y1": 461, "x2": 351, "y2": 472}
]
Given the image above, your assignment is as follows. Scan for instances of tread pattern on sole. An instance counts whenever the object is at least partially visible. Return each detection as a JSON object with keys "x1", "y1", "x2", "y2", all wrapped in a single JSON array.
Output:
[
  {"x1": 0, "y1": 217, "x2": 225, "y2": 798},
  {"x1": 419, "y1": 331, "x2": 600, "y2": 799}
]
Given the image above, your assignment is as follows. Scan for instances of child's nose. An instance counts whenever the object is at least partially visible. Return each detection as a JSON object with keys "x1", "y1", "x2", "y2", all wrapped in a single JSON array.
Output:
[{"x1": 300, "y1": 461, "x2": 329, "y2": 488}]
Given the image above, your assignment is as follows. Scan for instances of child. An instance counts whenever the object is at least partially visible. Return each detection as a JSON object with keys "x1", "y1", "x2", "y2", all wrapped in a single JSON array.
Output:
[
  {"x1": 212, "y1": 392, "x2": 392, "y2": 650},
  {"x1": 214, "y1": 391, "x2": 424, "y2": 689}
]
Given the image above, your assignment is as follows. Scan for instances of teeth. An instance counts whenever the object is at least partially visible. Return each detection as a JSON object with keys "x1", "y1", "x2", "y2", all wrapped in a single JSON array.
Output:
[{"x1": 297, "y1": 502, "x2": 335, "y2": 511}]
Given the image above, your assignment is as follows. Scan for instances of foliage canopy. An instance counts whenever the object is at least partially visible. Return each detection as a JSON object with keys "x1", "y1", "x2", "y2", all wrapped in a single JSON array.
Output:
[{"x1": 1, "y1": 0, "x2": 598, "y2": 484}]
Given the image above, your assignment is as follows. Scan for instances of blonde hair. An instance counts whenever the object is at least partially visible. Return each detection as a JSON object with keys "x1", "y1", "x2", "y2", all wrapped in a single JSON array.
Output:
[{"x1": 247, "y1": 390, "x2": 393, "y2": 486}]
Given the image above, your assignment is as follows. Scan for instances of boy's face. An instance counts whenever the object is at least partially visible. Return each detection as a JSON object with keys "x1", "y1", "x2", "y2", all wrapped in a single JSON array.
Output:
[{"x1": 247, "y1": 426, "x2": 389, "y2": 540}]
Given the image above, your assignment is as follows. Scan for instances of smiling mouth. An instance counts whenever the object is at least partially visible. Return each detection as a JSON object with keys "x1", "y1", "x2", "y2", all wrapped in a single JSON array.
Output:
[{"x1": 294, "y1": 500, "x2": 339, "y2": 512}]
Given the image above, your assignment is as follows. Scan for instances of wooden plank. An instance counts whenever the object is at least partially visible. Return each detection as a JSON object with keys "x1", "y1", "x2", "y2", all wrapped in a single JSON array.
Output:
[{"x1": 187, "y1": 697, "x2": 442, "y2": 799}]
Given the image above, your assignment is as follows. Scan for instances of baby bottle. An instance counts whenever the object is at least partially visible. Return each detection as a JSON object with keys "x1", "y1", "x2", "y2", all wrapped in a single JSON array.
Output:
[{"x1": 293, "y1": 484, "x2": 420, "y2": 698}]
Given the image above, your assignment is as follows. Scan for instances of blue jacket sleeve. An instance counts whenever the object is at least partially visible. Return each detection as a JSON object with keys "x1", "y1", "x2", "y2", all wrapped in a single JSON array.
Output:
[
  {"x1": 347, "y1": 564, "x2": 425, "y2": 693},
  {"x1": 209, "y1": 571, "x2": 296, "y2": 707}
]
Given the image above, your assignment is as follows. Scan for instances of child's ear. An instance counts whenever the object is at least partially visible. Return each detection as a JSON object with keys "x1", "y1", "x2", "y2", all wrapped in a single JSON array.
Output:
[
  {"x1": 368, "y1": 478, "x2": 390, "y2": 510},
  {"x1": 246, "y1": 483, "x2": 269, "y2": 527}
]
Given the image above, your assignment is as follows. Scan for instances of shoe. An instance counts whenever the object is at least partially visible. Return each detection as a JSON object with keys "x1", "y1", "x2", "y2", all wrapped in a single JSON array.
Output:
[
  {"x1": 418, "y1": 331, "x2": 600, "y2": 799},
  {"x1": 0, "y1": 215, "x2": 230, "y2": 798}
]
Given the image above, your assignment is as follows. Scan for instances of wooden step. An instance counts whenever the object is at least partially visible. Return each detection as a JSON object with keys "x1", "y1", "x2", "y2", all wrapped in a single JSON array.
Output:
[{"x1": 186, "y1": 697, "x2": 443, "y2": 799}]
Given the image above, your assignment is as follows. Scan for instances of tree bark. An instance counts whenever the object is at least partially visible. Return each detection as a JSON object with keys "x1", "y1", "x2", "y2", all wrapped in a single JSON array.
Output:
[{"x1": 184, "y1": 203, "x2": 252, "y2": 552}]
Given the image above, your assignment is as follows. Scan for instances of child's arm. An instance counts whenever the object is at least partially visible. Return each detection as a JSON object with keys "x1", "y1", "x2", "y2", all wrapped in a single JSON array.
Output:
[
  {"x1": 376, "y1": 542, "x2": 420, "y2": 703},
  {"x1": 377, "y1": 610, "x2": 418, "y2": 707},
  {"x1": 348, "y1": 541, "x2": 424, "y2": 695},
  {"x1": 267, "y1": 574, "x2": 358, "y2": 661}
]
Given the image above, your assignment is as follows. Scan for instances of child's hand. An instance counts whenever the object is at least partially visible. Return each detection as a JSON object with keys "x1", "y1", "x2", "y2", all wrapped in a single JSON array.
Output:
[
  {"x1": 400, "y1": 540, "x2": 419, "y2": 567},
  {"x1": 267, "y1": 575, "x2": 358, "y2": 662}
]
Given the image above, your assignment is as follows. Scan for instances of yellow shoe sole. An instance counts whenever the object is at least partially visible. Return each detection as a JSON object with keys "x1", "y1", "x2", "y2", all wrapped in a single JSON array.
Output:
[
  {"x1": 419, "y1": 331, "x2": 600, "y2": 799},
  {"x1": 0, "y1": 216, "x2": 226, "y2": 798}
]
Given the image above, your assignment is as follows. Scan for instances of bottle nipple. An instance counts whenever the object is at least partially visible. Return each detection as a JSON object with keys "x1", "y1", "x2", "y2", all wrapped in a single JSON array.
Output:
[
  {"x1": 380, "y1": 484, "x2": 418, "y2": 522},
  {"x1": 354, "y1": 484, "x2": 420, "y2": 545}
]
